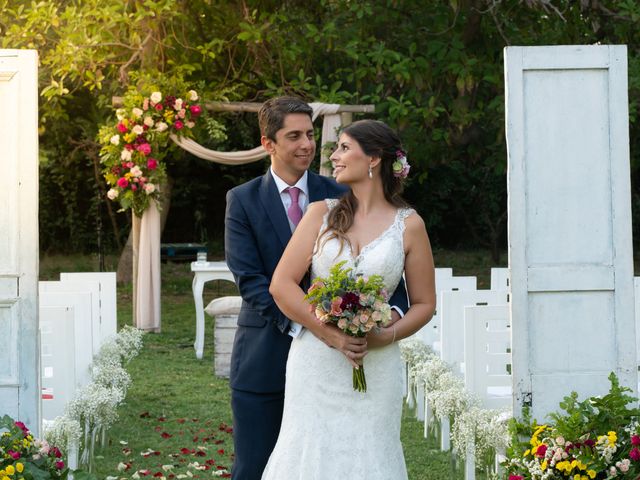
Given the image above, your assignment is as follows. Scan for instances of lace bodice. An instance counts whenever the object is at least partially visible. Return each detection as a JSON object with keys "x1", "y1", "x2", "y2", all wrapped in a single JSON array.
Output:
[{"x1": 311, "y1": 198, "x2": 414, "y2": 294}]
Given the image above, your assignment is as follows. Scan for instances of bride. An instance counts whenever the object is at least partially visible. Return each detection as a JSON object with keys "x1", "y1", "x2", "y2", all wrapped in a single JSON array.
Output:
[{"x1": 263, "y1": 119, "x2": 436, "y2": 479}]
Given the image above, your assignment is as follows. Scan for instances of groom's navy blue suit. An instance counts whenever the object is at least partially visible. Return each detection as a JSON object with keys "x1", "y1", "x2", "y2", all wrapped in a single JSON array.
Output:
[{"x1": 224, "y1": 169, "x2": 408, "y2": 479}]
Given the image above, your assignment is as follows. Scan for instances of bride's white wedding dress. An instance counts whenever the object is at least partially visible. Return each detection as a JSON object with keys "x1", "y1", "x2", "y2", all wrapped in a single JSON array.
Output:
[{"x1": 261, "y1": 199, "x2": 414, "y2": 480}]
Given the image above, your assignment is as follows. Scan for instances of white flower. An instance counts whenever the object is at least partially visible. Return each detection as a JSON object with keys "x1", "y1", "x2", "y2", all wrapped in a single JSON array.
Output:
[
  {"x1": 143, "y1": 116, "x2": 154, "y2": 127},
  {"x1": 155, "y1": 122, "x2": 168, "y2": 132},
  {"x1": 143, "y1": 183, "x2": 156, "y2": 194},
  {"x1": 121, "y1": 149, "x2": 132, "y2": 161},
  {"x1": 110, "y1": 135, "x2": 120, "y2": 145},
  {"x1": 117, "y1": 462, "x2": 128, "y2": 472},
  {"x1": 174, "y1": 98, "x2": 183, "y2": 110},
  {"x1": 150, "y1": 91, "x2": 162, "y2": 104},
  {"x1": 107, "y1": 189, "x2": 119, "y2": 200},
  {"x1": 161, "y1": 464, "x2": 174, "y2": 471},
  {"x1": 186, "y1": 121, "x2": 195, "y2": 129},
  {"x1": 116, "y1": 108, "x2": 126, "y2": 121},
  {"x1": 132, "y1": 107, "x2": 143, "y2": 118},
  {"x1": 42, "y1": 415, "x2": 82, "y2": 454},
  {"x1": 132, "y1": 125, "x2": 144, "y2": 135},
  {"x1": 188, "y1": 90, "x2": 198, "y2": 101},
  {"x1": 130, "y1": 166, "x2": 143, "y2": 177}
]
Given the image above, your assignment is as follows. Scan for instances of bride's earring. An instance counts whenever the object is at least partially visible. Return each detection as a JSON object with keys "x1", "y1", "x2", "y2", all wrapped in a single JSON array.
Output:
[{"x1": 368, "y1": 164, "x2": 373, "y2": 179}]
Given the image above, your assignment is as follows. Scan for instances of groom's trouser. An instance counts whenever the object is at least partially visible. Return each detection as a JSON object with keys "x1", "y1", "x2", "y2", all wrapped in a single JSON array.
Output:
[{"x1": 231, "y1": 388, "x2": 284, "y2": 480}]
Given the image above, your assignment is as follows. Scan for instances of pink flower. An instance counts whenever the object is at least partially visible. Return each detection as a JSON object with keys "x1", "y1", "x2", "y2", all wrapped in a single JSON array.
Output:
[
  {"x1": 330, "y1": 297, "x2": 343, "y2": 316},
  {"x1": 632, "y1": 434, "x2": 640, "y2": 446},
  {"x1": 174, "y1": 120, "x2": 184, "y2": 130},
  {"x1": 143, "y1": 98, "x2": 149, "y2": 110},
  {"x1": 630, "y1": 447, "x2": 640, "y2": 461},
  {"x1": 117, "y1": 122, "x2": 128, "y2": 133},
  {"x1": 131, "y1": 184, "x2": 138, "y2": 191},
  {"x1": 15, "y1": 420, "x2": 29, "y2": 435},
  {"x1": 8, "y1": 450, "x2": 20, "y2": 459},
  {"x1": 155, "y1": 103, "x2": 163, "y2": 111},
  {"x1": 190, "y1": 104, "x2": 202, "y2": 117},
  {"x1": 136, "y1": 143, "x2": 151, "y2": 156},
  {"x1": 147, "y1": 158, "x2": 158, "y2": 170},
  {"x1": 177, "y1": 108, "x2": 186, "y2": 119},
  {"x1": 308, "y1": 281, "x2": 324, "y2": 294},
  {"x1": 508, "y1": 476, "x2": 524, "y2": 480},
  {"x1": 117, "y1": 177, "x2": 129, "y2": 188}
]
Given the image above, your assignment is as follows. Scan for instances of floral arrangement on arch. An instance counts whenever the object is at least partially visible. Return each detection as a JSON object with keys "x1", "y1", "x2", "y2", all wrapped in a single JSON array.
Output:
[
  {"x1": 505, "y1": 373, "x2": 640, "y2": 480},
  {"x1": 99, "y1": 89, "x2": 203, "y2": 216}
]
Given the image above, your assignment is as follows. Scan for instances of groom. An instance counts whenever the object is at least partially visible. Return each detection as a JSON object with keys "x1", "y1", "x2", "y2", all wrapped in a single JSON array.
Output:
[{"x1": 224, "y1": 96, "x2": 408, "y2": 479}]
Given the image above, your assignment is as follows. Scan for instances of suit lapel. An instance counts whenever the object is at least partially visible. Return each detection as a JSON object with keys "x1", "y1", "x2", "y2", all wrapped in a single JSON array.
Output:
[{"x1": 259, "y1": 171, "x2": 292, "y2": 248}]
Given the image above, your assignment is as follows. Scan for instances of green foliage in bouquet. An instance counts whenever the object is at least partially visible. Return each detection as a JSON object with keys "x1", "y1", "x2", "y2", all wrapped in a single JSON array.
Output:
[{"x1": 505, "y1": 373, "x2": 640, "y2": 479}]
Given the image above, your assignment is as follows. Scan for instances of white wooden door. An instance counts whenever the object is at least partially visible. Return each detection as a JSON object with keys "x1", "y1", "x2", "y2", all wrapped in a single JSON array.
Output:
[
  {"x1": 0, "y1": 50, "x2": 40, "y2": 433},
  {"x1": 505, "y1": 45, "x2": 636, "y2": 420}
]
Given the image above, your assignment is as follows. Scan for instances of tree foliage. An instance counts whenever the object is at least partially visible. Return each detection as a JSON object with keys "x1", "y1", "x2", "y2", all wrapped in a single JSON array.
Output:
[{"x1": 2, "y1": 0, "x2": 640, "y2": 256}]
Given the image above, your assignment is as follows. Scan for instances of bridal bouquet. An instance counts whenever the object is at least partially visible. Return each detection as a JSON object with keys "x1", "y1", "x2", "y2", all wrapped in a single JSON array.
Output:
[{"x1": 304, "y1": 260, "x2": 392, "y2": 392}]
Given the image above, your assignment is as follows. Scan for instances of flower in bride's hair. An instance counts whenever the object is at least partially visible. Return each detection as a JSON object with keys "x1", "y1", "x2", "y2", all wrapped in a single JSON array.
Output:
[{"x1": 392, "y1": 149, "x2": 410, "y2": 179}]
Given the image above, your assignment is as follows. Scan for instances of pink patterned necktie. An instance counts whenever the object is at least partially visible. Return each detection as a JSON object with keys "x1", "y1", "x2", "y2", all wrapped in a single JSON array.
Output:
[{"x1": 286, "y1": 187, "x2": 303, "y2": 227}]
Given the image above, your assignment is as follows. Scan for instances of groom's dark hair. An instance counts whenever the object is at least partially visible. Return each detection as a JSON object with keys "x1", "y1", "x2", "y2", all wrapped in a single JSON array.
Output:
[{"x1": 258, "y1": 96, "x2": 313, "y2": 141}]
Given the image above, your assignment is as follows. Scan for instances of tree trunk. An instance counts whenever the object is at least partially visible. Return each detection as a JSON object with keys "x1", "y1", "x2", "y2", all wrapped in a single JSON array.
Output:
[{"x1": 116, "y1": 178, "x2": 174, "y2": 283}]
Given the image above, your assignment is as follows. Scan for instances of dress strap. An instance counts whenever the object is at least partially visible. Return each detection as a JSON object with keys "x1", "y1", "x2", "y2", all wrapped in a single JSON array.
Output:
[{"x1": 395, "y1": 207, "x2": 415, "y2": 233}]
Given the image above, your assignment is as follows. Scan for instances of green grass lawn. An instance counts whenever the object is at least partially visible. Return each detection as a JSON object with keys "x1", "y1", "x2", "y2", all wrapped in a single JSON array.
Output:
[{"x1": 39, "y1": 250, "x2": 504, "y2": 479}]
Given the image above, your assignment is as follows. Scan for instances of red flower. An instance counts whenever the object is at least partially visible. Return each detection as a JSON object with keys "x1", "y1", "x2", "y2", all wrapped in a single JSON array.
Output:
[
  {"x1": 632, "y1": 434, "x2": 640, "y2": 446},
  {"x1": 161, "y1": 432, "x2": 172, "y2": 438},
  {"x1": 147, "y1": 158, "x2": 158, "y2": 170},
  {"x1": 55, "y1": 460, "x2": 65, "y2": 470},
  {"x1": 535, "y1": 444, "x2": 547, "y2": 458},
  {"x1": 131, "y1": 184, "x2": 138, "y2": 191},
  {"x1": 340, "y1": 292, "x2": 360, "y2": 310},
  {"x1": 7, "y1": 450, "x2": 20, "y2": 460},
  {"x1": 117, "y1": 177, "x2": 129, "y2": 188},
  {"x1": 52, "y1": 446, "x2": 62, "y2": 458},
  {"x1": 174, "y1": 120, "x2": 184, "y2": 130},
  {"x1": 190, "y1": 105, "x2": 202, "y2": 117},
  {"x1": 509, "y1": 476, "x2": 524, "y2": 480},
  {"x1": 117, "y1": 122, "x2": 128, "y2": 133},
  {"x1": 631, "y1": 447, "x2": 640, "y2": 461},
  {"x1": 136, "y1": 143, "x2": 152, "y2": 156},
  {"x1": 155, "y1": 103, "x2": 163, "y2": 111}
]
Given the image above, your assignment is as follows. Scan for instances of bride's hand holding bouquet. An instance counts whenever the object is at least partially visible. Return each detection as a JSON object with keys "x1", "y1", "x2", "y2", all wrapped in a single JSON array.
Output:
[{"x1": 304, "y1": 261, "x2": 393, "y2": 392}]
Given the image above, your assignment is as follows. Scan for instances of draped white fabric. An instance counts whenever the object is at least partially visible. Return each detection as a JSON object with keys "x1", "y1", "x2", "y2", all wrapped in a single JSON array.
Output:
[{"x1": 135, "y1": 200, "x2": 161, "y2": 332}]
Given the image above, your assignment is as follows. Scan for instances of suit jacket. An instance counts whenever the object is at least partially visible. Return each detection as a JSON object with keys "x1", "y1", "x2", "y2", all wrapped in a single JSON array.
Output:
[{"x1": 224, "y1": 170, "x2": 408, "y2": 393}]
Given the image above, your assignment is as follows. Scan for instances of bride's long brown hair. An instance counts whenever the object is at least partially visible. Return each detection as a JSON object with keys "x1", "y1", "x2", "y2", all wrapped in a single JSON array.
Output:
[{"x1": 318, "y1": 120, "x2": 410, "y2": 256}]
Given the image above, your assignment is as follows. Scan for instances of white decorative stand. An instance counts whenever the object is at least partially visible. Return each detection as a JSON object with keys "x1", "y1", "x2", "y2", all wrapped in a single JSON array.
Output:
[
  {"x1": 505, "y1": 45, "x2": 637, "y2": 420},
  {"x1": 190, "y1": 261, "x2": 236, "y2": 359}
]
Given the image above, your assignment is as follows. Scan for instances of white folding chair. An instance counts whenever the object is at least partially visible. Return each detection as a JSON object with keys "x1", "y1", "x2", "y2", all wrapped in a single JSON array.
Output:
[
  {"x1": 40, "y1": 305, "x2": 77, "y2": 421},
  {"x1": 60, "y1": 272, "x2": 117, "y2": 346}
]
